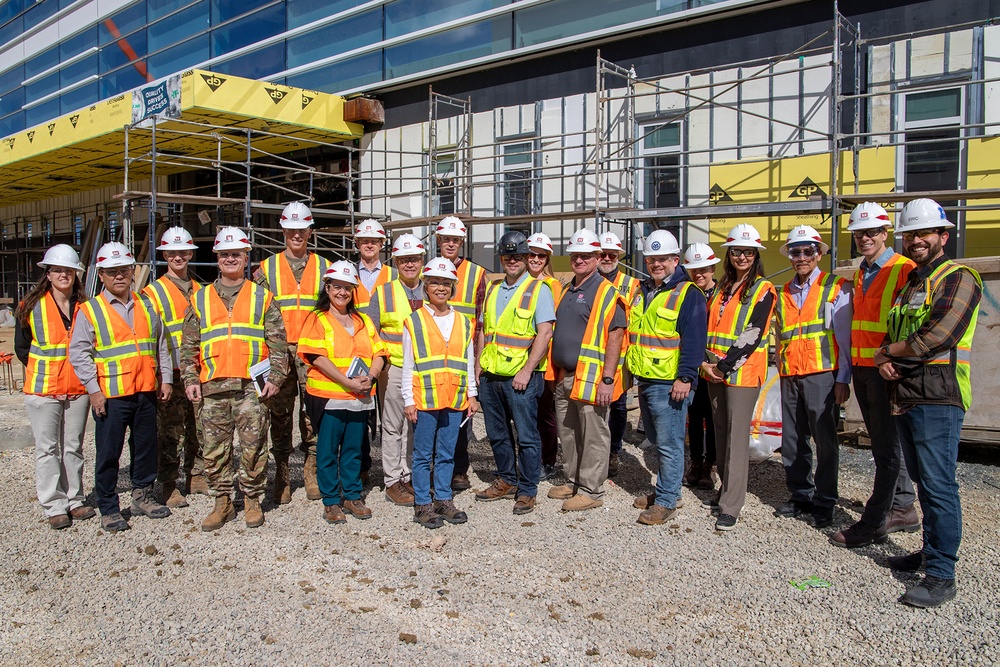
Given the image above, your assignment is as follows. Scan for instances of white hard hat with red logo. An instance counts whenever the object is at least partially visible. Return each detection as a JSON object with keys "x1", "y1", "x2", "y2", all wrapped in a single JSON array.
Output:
[
  {"x1": 354, "y1": 218, "x2": 386, "y2": 240},
  {"x1": 279, "y1": 202, "x2": 313, "y2": 229},
  {"x1": 323, "y1": 260, "x2": 359, "y2": 286},
  {"x1": 391, "y1": 233, "x2": 426, "y2": 258},
  {"x1": 565, "y1": 228, "x2": 602, "y2": 253},
  {"x1": 38, "y1": 244, "x2": 84, "y2": 271},
  {"x1": 95, "y1": 242, "x2": 135, "y2": 268},
  {"x1": 600, "y1": 231, "x2": 625, "y2": 255},
  {"x1": 682, "y1": 242, "x2": 721, "y2": 269},
  {"x1": 158, "y1": 226, "x2": 198, "y2": 251},
  {"x1": 422, "y1": 257, "x2": 459, "y2": 281},
  {"x1": 721, "y1": 223, "x2": 766, "y2": 249},
  {"x1": 527, "y1": 232, "x2": 553, "y2": 254},
  {"x1": 847, "y1": 202, "x2": 892, "y2": 232},
  {"x1": 213, "y1": 227, "x2": 252, "y2": 252},
  {"x1": 435, "y1": 216, "x2": 467, "y2": 238},
  {"x1": 780, "y1": 225, "x2": 829, "y2": 257}
]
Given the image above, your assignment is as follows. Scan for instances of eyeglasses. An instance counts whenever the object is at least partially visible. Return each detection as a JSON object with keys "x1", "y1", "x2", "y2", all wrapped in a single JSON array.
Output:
[
  {"x1": 728, "y1": 248, "x2": 757, "y2": 259},
  {"x1": 599, "y1": 251, "x2": 620, "y2": 259},
  {"x1": 100, "y1": 267, "x2": 133, "y2": 277},
  {"x1": 902, "y1": 229, "x2": 942, "y2": 242},
  {"x1": 569, "y1": 253, "x2": 599, "y2": 262},
  {"x1": 395, "y1": 256, "x2": 423, "y2": 265},
  {"x1": 645, "y1": 256, "x2": 676, "y2": 265},
  {"x1": 502, "y1": 254, "x2": 526, "y2": 262},
  {"x1": 787, "y1": 246, "x2": 818, "y2": 259},
  {"x1": 326, "y1": 283, "x2": 353, "y2": 293},
  {"x1": 46, "y1": 267, "x2": 74, "y2": 275},
  {"x1": 851, "y1": 228, "x2": 885, "y2": 240}
]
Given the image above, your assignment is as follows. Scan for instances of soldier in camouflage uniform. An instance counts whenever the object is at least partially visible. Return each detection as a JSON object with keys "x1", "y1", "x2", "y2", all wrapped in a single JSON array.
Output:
[
  {"x1": 142, "y1": 226, "x2": 206, "y2": 508},
  {"x1": 180, "y1": 227, "x2": 289, "y2": 531}
]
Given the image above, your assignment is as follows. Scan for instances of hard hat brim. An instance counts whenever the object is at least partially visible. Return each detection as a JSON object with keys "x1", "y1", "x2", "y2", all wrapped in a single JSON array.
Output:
[
  {"x1": 779, "y1": 240, "x2": 829, "y2": 257},
  {"x1": 279, "y1": 221, "x2": 313, "y2": 230},
  {"x1": 159, "y1": 243, "x2": 199, "y2": 251},
  {"x1": 683, "y1": 257, "x2": 721, "y2": 269}
]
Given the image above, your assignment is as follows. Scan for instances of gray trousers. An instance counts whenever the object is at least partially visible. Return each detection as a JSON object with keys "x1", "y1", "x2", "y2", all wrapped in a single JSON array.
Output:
[
  {"x1": 852, "y1": 365, "x2": 916, "y2": 525},
  {"x1": 380, "y1": 364, "x2": 413, "y2": 487},
  {"x1": 779, "y1": 371, "x2": 839, "y2": 510},
  {"x1": 709, "y1": 383, "x2": 760, "y2": 518},
  {"x1": 26, "y1": 394, "x2": 90, "y2": 517},
  {"x1": 555, "y1": 374, "x2": 610, "y2": 500}
]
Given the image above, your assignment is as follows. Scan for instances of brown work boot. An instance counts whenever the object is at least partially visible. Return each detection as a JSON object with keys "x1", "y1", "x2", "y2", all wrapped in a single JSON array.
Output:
[
  {"x1": 343, "y1": 499, "x2": 372, "y2": 520},
  {"x1": 270, "y1": 454, "x2": 291, "y2": 505},
  {"x1": 546, "y1": 484, "x2": 574, "y2": 500},
  {"x1": 434, "y1": 499, "x2": 468, "y2": 524},
  {"x1": 131, "y1": 486, "x2": 171, "y2": 519},
  {"x1": 201, "y1": 495, "x2": 236, "y2": 532},
  {"x1": 69, "y1": 505, "x2": 96, "y2": 520},
  {"x1": 49, "y1": 514, "x2": 71, "y2": 530},
  {"x1": 451, "y1": 474, "x2": 471, "y2": 491},
  {"x1": 385, "y1": 482, "x2": 415, "y2": 507},
  {"x1": 637, "y1": 503, "x2": 679, "y2": 525},
  {"x1": 475, "y1": 478, "x2": 516, "y2": 502},
  {"x1": 303, "y1": 453, "x2": 321, "y2": 501},
  {"x1": 561, "y1": 494, "x2": 602, "y2": 512},
  {"x1": 884, "y1": 504, "x2": 920, "y2": 534},
  {"x1": 323, "y1": 504, "x2": 347, "y2": 525},
  {"x1": 402, "y1": 479, "x2": 415, "y2": 496},
  {"x1": 513, "y1": 495, "x2": 536, "y2": 515},
  {"x1": 684, "y1": 460, "x2": 702, "y2": 487},
  {"x1": 188, "y1": 473, "x2": 210, "y2": 496},
  {"x1": 634, "y1": 494, "x2": 685, "y2": 510},
  {"x1": 697, "y1": 464, "x2": 717, "y2": 491},
  {"x1": 413, "y1": 504, "x2": 444, "y2": 529},
  {"x1": 244, "y1": 496, "x2": 264, "y2": 528},
  {"x1": 162, "y1": 482, "x2": 189, "y2": 508}
]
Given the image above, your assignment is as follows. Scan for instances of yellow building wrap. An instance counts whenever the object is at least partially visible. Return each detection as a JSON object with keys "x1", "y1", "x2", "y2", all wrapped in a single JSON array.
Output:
[{"x1": 964, "y1": 136, "x2": 1000, "y2": 258}]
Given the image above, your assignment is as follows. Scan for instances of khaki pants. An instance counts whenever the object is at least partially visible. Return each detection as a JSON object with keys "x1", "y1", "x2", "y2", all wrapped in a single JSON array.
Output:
[
  {"x1": 380, "y1": 364, "x2": 413, "y2": 487},
  {"x1": 25, "y1": 394, "x2": 90, "y2": 517},
  {"x1": 708, "y1": 382, "x2": 760, "y2": 517},
  {"x1": 554, "y1": 374, "x2": 610, "y2": 500}
]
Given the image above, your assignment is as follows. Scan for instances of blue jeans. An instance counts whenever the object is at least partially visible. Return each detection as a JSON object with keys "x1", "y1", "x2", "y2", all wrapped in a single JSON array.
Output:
[
  {"x1": 638, "y1": 381, "x2": 694, "y2": 509},
  {"x1": 412, "y1": 408, "x2": 463, "y2": 506},
  {"x1": 315, "y1": 408, "x2": 367, "y2": 504},
  {"x1": 479, "y1": 371, "x2": 543, "y2": 497},
  {"x1": 895, "y1": 404, "x2": 965, "y2": 580}
]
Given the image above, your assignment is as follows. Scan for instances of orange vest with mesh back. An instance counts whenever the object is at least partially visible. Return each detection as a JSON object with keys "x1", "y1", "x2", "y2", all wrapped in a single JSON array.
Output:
[
  {"x1": 141, "y1": 276, "x2": 202, "y2": 370},
  {"x1": 450, "y1": 258, "x2": 486, "y2": 331},
  {"x1": 776, "y1": 271, "x2": 845, "y2": 377},
  {"x1": 705, "y1": 278, "x2": 777, "y2": 388},
  {"x1": 298, "y1": 310, "x2": 386, "y2": 400},
  {"x1": 191, "y1": 282, "x2": 271, "y2": 383},
  {"x1": 354, "y1": 264, "x2": 394, "y2": 310},
  {"x1": 259, "y1": 252, "x2": 328, "y2": 343},
  {"x1": 78, "y1": 293, "x2": 159, "y2": 397},
  {"x1": 404, "y1": 307, "x2": 472, "y2": 411},
  {"x1": 851, "y1": 253, "x2": 915, "y2": 367},
  {"x1": 24, "y1": 293, "x2": 86, "y2": 396}
]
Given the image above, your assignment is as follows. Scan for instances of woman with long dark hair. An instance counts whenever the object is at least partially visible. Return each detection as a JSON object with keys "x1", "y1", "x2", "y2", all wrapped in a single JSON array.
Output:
[
  {"x1": 700, "y1": 225, "x2": 776, "y2": 532},
  {"x1": 14, "y1": 244, "x2": 94, "y2": 530}
]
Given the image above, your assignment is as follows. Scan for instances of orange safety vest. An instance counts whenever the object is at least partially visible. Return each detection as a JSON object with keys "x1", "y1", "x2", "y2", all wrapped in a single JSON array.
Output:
[
  {"x1": 608, "y1": 270, "x2": 641, "y2": 309},
  {"x1": 191, "y1": 282, "x2": 271, "y2": 383},
  {"x1": 259, "y1": 252, "x2": 329, "y2": 343},
  {"x1": 705, "y1": 278, "x2": 777, "y2": 388},
  {"x1": 450, "y1": 258, "x2": 486, "y2": 327},
  {"x1": 354, "y1": 263, "x2": 395, "y2": 309},
  {"x1": 851, "y1": 252, "x2": 915, "y2": 367},
  {"x1": 24, "y1": 293, "x2": 86, "y2": 396},
  {"x1": 404, "y1": 307, "x2": 472, "y2": 411},
  {"x1": 79, "y1": 293, "x2": 159, "y2": 397},
  {"x1": 374, "y1": 279, "x2": 415, "y2": 367},
  {"x1": 776, "y1": 271, "x2": 845, "y2": 377},
  {"x1": 297, "y1": 310, "x2": 385, "y2": 400},
  {"x1": 141, "y1": 276, "x2": 202, "y2": 370},
  {"x1": 550, "y1": 278, "x2": 625, "y2": 404}
]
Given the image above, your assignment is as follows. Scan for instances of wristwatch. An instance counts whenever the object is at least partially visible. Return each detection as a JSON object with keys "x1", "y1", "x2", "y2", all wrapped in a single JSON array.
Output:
[
  {"x1": 879, "y1": 345, "x2": 893, "y2": 360},
  {"x1": 677, "y1": 376, "x2": 693, "y2": 384},
  {"x1": 601, "y1": 376, "x2": 614, "y2": 385}
]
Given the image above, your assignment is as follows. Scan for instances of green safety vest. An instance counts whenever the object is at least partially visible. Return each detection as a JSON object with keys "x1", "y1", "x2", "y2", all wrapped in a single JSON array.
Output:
[
  {"x1": 480, "y1": 277, "x2": 543, "y2": 377},
  {"x1": 625, "y1": 281, "x2": 693, "y2": 381}
]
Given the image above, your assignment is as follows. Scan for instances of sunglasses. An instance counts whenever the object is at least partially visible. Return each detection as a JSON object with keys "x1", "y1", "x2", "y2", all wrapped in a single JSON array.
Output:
[
  {"x1": 902, "y1": 229, "x2": 942, "y2": 242},
  {"x1": 396, "y1": 256, "x2": 423, "y2": 265},
  {"x1": 100, "y1": 267, "x2": 133, "y2": 277},
  {"x1": 851, "y1": 228, "x2": 885, "y2": 240},
  {"x1": 599, "y1": 251, "x2": 620, "y2": 259},
  {"x1": 728, "y1": 248, "x2": 757, "y2": 259},
  {"x1": 787, "y1": 246, "x2": 818, "y2": 259},
  {"x1": 47, "y1": 267, "x2": 75, "y2": 275},
  {"x1": 527, "y1": 252, "x2": 548, "y2": 259},
  {"x1": 570, "y1": 253, "x2": 599, "y2": 262},
  {"x1": 502, "y1": 254, "x2": 526, "y2": 262}
]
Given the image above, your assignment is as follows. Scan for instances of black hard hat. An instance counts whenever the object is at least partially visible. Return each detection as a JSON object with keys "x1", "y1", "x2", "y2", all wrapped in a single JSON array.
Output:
[{"x1": 496, "y1": 231, "x2": 529, "y2": 256}]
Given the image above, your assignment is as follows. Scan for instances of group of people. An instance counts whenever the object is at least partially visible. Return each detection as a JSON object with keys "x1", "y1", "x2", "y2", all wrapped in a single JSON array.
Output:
[{"x1": 17, "y1": 197, "x2": 980, "y2": 609}]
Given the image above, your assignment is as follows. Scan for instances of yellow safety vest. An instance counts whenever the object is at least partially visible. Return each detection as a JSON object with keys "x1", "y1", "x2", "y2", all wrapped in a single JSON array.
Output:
[
  {"x1": 404, "y1": 307, "x2": 472, "y2": 411},
  {"x1": 626, "y1": 281, "x2": 694, "y2": 381},
  {"x1": 374, "y1": 279, "x2": 415, "y2": 367},
  {"x1": 142, "y1": 276, "x2": 202, "y2": 370},
  {"x1": 480, "y1": 276, "x2": 543, "y2": 377}
]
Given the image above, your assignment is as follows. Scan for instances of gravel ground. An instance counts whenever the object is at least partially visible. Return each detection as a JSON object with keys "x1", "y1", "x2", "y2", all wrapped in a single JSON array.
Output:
[{"x1": 0, "y1": 392, "x2": 998, "y2": 667}]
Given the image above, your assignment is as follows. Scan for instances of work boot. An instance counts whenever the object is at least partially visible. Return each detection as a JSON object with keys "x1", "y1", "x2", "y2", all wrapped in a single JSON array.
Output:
[
  {"x1": 413, "y1": 504, "x2": 444, "y2": 529},
  {"x1": 162, "y1": 482, "x2": 189, "y2": 509},
  {"x1": 100, "y1": 513, "x2": 130, "y2": 532},
  {"x1": 270, "y1": 454, "x2": 291, "y2": 505},
  {"x1": 324, "y1": 504, "x2": 347, "y2": 524},
  {"x1": 131, "y1": 486, "x2": 171, "y2": 519},
  {"x1": 561, "y1": 495, "x2": 602, "y2": 512},
  {"x1": 608, "y1": 452, "x2": 620, "y2": 478},
  {"x1": 244, "y1": 496, "x2": 264, "y2": 528},
  {"x1": 684, "y1": 460, "x2": 702, "y2": 487},
  {"x1": 831, "y1": 520, "x2": 888, "y2": 548},
  {"x1": 634, "y1": 495, "x2": 685, "y2": 510},
  {"x1": 385, "y1": 482, "x2": 415, "y2": 506},
  {"x1": 188, "y1": 473, "x2": 210, "y2": 496},
  {"x1": 513, "y1": 496, "x2": 536, "y2": 515},
  {"x1": 451, "y1": 474, "x2": 471, "y2": 491},
  {"x1": 884, "y1": 504, "x2": 920, "y2": 534},
  {"x1": 547, "y1": 484, "x2": 575, "y2": 500},
  {"x1": 434, "y1": 499, "x2": 468, "y2": 524},
  {"x1": 697, "y1": 464, "x2": 716, "y2": 491},
  {"x1": 637, "y1": 504, "x2": 678, "y2": 526},
  {"x1": 201, "y1": 495, "x2": 236, "y2": 532},
  {"x1": 343, "y1": 499, "x2": 372, "y2": 520},
  {"x1": 900, "y1": 575, "x2": 957, "y2": 608},
  {"x1": 303, "y1": 453, "x2": 321, "y2": 501},
  {"x1": 475, "y1": 478, "x2": 516, "y2": 502}
]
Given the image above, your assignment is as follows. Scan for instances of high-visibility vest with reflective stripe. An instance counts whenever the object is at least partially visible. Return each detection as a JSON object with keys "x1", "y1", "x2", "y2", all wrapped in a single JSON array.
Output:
[
  {"x1": 298, "y1": 310, "x2": 384, "y2": 400},
  {"x1": 480, "y1": 277, "x2": 544, "y2": 376},
  {"x1": 192, "y1": 282, "x2": 271, "y2": 383},
  {"x1": 706, "y1": 278, "x2": 777, "y2": 388},
  {"x1": 404, "y1": 307, "x2": 472, "y2": 411},
  {"x1": 355, "y1": 264, "x2": 394, "y2": 309},
  {"x1": 259, "y1": 252, "x2": 329, "y2": 343},
  {"x1": 141, "y1": 276, "x2": 202, "y2": 370},
  {"x1": 553, "y1": 279, "x2": 625, "y2": 404},
  {"x1": 887, "y1": 261, "x2": 980, "y2": 411},
  {"x1": 450, "y1": 259, "x2": 485, "y2": 325},
  {"x1": 776, "y1": 271, "x2": 845, "y2": 377},
  {"x1": 625, "y1": 281, "x2": 694, "y2": 381},
  {"x1": 851, "y1": 253, "x2": 915, "y2": 367},
  {"x1": 24, "y1": 293, "x2": 86, "y2": 396},
  {"x1": 609, "y1": 271, "x2": 641, "y2": 310},
  {"x1": 79, "y1": 293, "x2": 159, "y2": 397},
  {"x1": 375, "y1": 280, "x2": 414, "y2": 367}
]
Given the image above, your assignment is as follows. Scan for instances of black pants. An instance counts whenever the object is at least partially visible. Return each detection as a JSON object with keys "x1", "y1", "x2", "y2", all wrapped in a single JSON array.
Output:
[
  {"x1": 93, "y1": 392, "x2": 158, "y2": 516},
  {"x1": 687, "y1": 380, "x2": 716, "y2": 465},
  {"x1": 608, "y1": 392, "x2": 628, "y2": 454},
  {"x1": 453, "y1": 418, "x2": 470, "y2": 476}
]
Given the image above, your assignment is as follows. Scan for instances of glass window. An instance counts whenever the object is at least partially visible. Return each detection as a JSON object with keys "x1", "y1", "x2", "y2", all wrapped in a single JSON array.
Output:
[
  {"x1": 148, "y1": 0, "x2": 198, "y2": 22},
  {"x1": 287, "y1": 0, "x2": 366, "y2": 30},
  {"x1": 60, "y1": 28, "x2": 98, "y2": 61},
  {"x1": 905, "y1": 89, "x2": 962, "y2": 123},
  {"x1": 384, "y1": 19, "x2": 509, "y2": 79},
  {"x1": 100, "y1": 3, "x2": 147, "y2": 45},
  {"x1": 432, "y1": 153, "x2": 457, "y2": 216},
  {"x1": 25, "y1": 97, "x2": 59, "y2": 127},
  {"x1": 0, "y1": 111, "x2": 25, "y2": 137},
  {"x1": 385, "y1": 0, "x2": 504, "y2": 39},
  {"x1": 24, "y1": 0, "x2": 59, "y2": 29},
  {"x1": 0, "y1": 0, "x2": 26, "y2": 25},
  {"x1": 515, "y1": 0, "x2": 653, "y2": 47},
  {"x1": 285, "y1": 51, "x2": 382, "y2": 94},
  {"x1": 148, "y1": 33, "x2": 209, "y2": 79},
  {"x1": 643, "y1": 124, "x2": 680, "y2": 150},
  {"x1": 286, "y1": 9, "x2": 381, "y2": 69},
  {"x1": 100, "y1": 62, "x2": 149, "y2": 97},
  {"x1": 0, "y1": 64, "x2": 24, "y2": 95},
  {"x1": 640, "y1": 122, "x2": 682, "y2": 226},
  {"x1": 60, "y1": 80, "x2": 99, "y2": 113},
  {"x1": 60, "y1": 54, "x2": 98, "y2": 87},
  {"x1": 25, "y1": 72, "x2": 60, "y2": 101},
  {"x1": 0, "y1": 86, "x2": 25, "y2": 117},
  {"x1": 25, "y1": 47, "x2": 59, "y2": 80},
  {"x1": 211, "y1": 0, "x2": 273, "y2": 25},
  {"x1": 500, "y1": 141, "x2": 535, "y2": 222},
  {"x1": 214, "y1": 42, "x2": 285, "y2": 79},
  {"x1": 212, "y1": 3, "x2": 284, "y2": 57},
  {"x1": 0, "y1": 16, "x2": 23, "y2": 48},
  {"x1": 101, "y1": 30, "x2": 147, "y2": 73},
  {"x1": 147, "y1": 1, "x2": 209, "y2": 54}
]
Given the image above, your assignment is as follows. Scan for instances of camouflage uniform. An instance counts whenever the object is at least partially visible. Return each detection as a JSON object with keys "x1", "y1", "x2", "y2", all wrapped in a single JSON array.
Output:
[{"x1": 179, "y1": 279, "x2": 289, "y2": 497}]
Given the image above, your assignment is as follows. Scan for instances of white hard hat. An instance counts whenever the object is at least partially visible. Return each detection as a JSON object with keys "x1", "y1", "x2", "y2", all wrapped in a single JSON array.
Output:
[
  {"x1": 565, "y1": 228, "x2": 602, "y2": 253},
  {"x1": 721, "y1": 223, "x2": 766, "y2": 249},
  {"x1": 158, "y1": 226, "x2": 198, "y2": 251},
  {"x1": 847, "y1": 202, "x2": 891, "y2": 232},
  {"x1": 95, "y1": 242, "x2": 135, "y2": 269},
  {"x1": 643, "y1": 229, "x2": 681, "y2": 256},
  {"x1": 600, "y1": 231, "x2": 625, "y2": 255},
  {"x1": 682, "y1": 242, "x2": 721, "y2": 269},
  {"x1": 897, "y1": 198, "x2": 955, "y2": 232},
  {"x1": 213, "y1": 226, "x2": 252, "y2": 252},
  {"x1": 38, "y1": 244, "x2": 83, "y2": 271},
  {"x1": 279, "y1": 202, "x2": 314, "y2": 229},
  {"x1": 391, "y1": 233, "x2": 426, "y2": 258},
  {"x1": 780, "y1": 225, "x2": 829, "y2": 257},
  {"x1": 355, "y1": 218, "x2": 386, "y2": 240},
  {"x1": 435, "y1": 216, "x2": 467, "y2": 238},
  {"x1": 323, "y1": 260, "x2": 359, "y2": 286},
  {"x1": 527, "y1": 232, "x2": 553, "y2": 254},
  {"x1": 422, "y1": 257, "x2": 459, "y2": 280}
]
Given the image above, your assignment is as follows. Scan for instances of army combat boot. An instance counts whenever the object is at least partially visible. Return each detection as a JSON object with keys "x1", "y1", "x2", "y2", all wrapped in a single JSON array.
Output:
[
  {"x1": 270, "y1": 454, "x2": 291, "y2": 505},
  {"x1": 201, "y1": 495, "x2": 236, "y2": 532},
  {"x1": 303, "y1": 453, "x2": 321, "y2": 500},
  {"x1": 244, "y1": 496, "x2": 264, "y2": 528},
  {"x1": 162, "y1": 482, "x2": 189, "y2": 508},
  {"x1": 187, "y1": 472, "x2": 210, "y2": 496}
]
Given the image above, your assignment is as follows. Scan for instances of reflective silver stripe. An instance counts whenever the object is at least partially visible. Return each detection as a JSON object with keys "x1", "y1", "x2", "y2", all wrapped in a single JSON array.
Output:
[
  {"x1": 148, "y1": 280, "x2": 176, "y2": 323},
  {"x1": 579, "y1": 347, "x2": 604, "y2": 362},
  {"x1": 453, "y1": 303, "x2": 476, "y2": 317},
  {"x1": 265, "y1": 257, "x2": 278, "y2": 292},
  {"x1": 88, "y1": 301, "x2": 114, "y2": 346},
  {"x1": 27, "y1": 344, "x2": 64, "y2": 358},
  {"x1": 780, "y1": 321, "x2": 826, "y2": 340},
  {"x1": 381, "y1": 331, "x2": 403, "y2": 343},
  {"x1": 636, "y1": 334, "x2": 680, "y2": 350},
  {"x1": 410, "y1": 313, "x2": 430, "y2": 359},
  {"x1": 31, "y1": 302, "x2": 49, "y2": 345},
  {"x1": 253, "y1": 285, "x2": 267, "y2": 321},
  {"x1": 382, "y1": 283, "x2": 396, "y2": 311},
  {"x1": 488, "y1": 333, "x2": 531, "y2": 349}
]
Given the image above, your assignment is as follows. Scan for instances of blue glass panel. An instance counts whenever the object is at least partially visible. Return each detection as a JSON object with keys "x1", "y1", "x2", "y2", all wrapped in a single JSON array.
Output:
[
  {"x1": 100, "y1": 29, "x2": 147, "y2": 73},
  {"x1": 211, "y1": 0, "x2": 272, "y2": 25},
  {"x1": 515, "y1": 0, "x2": 655, "y2": 47},
  {"x1": 100, "y1": 3, "x2": 146, "y2": 45},
  {"x1": 285, "y1": 50, "x2": 381, "y2": 93},
  {"x1": 24, "y1": 0, "x2": 58, "y2": 29},
  {"x1": 385, "y1": 0, "x2": 506, "y2": 39},
  {"x1": 0, "y1": 86, "x2": 24, "y2": 116},
  {"x1": 287, "y1": 0, "x2": 365, "y2": 30},
  {"x1": 0, "y1": 0, "x2": 26, "y2": 25},
  {"x1": 384, "y1": 19, "x2": 508, "y2": 79},
  {"x1": 0, "y1": 111, "x2": 25, "y2": 137},
  {"x1": 24, "y1": 97, "x2": 58, "y2": 127},
  {"x1": 211, "y1": 3, "x2": 283, "y2": 56},
  {"x1": 147, "y1": 1, "x2": 209, "y2": 53},
  {"x1": 286, "y1": 8, "x2": 381, "y2": 69},
  {"x1": 0, "y1": 16, "x2": 24, "y2": 48},
  {"x1": 60, "y1": 54, "x2": 98, "y2": 87},
  {"x1": 0, "y1": 64, "x2": 24, "y2": 95},
  {"x1": 148, "y1": 33, "x2": 209, "y2": 79},
  {"x1": 100, "y1": 62, "x2": 148, "y2": 97},
  {"x1": 214, "y1": 42, "x2": 284, "y2": 79},
  {"x1": 25, "y1": 72, "x2": 59, "y2": 101},
  {"x1": 60, "y1": 81, "x2": 99, "y2": 113},
  {"x1": 60, "y1": 28, "x2": 98, "y2": 61},
  {"x1": 148, "y1": 0, "x2": 198, "y2": 22},
  {"x1": 25, "y1": 47, "x2": 59, "y2": 79}
]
